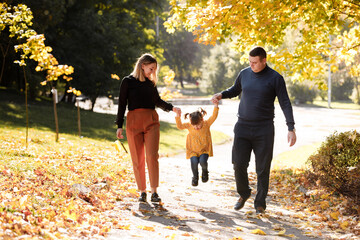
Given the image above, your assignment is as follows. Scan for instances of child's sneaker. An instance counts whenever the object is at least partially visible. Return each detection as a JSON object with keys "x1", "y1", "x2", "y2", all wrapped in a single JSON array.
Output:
[
  {"x1": 192, "y1": 177, "x2": 198, "y2": 186},
  {"x1": 202, "y1": 170, "x2": 209, "y2": 183}
]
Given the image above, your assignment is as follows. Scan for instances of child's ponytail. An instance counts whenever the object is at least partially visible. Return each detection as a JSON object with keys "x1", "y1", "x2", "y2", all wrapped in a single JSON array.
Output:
[
  {"x1": 199, "y1": 108, "x2": 207, "y2": 117},
  {"x1": 185, "y1": 108, "x2": 207, "y2": 125}
]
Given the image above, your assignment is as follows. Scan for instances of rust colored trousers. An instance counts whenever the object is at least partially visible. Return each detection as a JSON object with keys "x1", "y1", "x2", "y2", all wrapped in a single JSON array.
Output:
[{"x1": 126, "y1": 109, "x2": 160, "y2": 191}]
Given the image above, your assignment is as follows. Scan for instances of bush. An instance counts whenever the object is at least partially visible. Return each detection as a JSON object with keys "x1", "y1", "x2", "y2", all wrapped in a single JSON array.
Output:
[
  {"x1": 319, "y1": 76, "x2": 355, "y2": 101},
  {"x1": 288, "y1": 82, "x2": 317, "y2": 104},
  {"x1": 307, "y1": 130, "x2": 360, "y2": 202}
]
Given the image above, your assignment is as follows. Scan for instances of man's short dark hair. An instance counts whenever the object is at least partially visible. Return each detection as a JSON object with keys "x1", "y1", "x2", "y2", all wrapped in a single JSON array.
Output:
[{"x1": 249, "y1": 47, "x2": 267, "y2": 59}]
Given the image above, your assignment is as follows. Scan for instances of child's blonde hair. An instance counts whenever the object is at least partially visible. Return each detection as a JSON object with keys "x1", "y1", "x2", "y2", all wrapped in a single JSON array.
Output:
[{"x1": 184, "y1": 108, "x2": 207, "y2": 125}]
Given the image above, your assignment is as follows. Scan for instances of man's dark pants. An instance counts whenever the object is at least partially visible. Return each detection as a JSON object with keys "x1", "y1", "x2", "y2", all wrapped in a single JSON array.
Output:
[{"x1": 232, "y1": 119, "x2": 274, "y2": 209}]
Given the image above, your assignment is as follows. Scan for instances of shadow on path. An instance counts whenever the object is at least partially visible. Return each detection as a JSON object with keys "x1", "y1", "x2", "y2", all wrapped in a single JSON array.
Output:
[{"x1": 108, "y1": 143, "x2": 327, "y2": 239}]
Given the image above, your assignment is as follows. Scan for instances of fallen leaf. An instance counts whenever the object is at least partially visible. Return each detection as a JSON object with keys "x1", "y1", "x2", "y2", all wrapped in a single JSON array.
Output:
[
  {"x1": 117, "y1": 225, "x2": 130, "y2": 230},
  {"x1": 182, "y1": 232, "x2": 192, "y2": 236},
  {"x1": 330, "y1": 211, "x2": 339, "y2": 220},
  {"x1": 277, "y1": 229, "x2": 286, "y2": 236},
  {"x1": 137, "y1": 225, "x2": 155, "y2": 231},
  {"x1": 340, "y1": 221, "x2": 349, "y2": 230},
  {"x1": 251, "y1": 229, "x2": 266, "y2": 235}
]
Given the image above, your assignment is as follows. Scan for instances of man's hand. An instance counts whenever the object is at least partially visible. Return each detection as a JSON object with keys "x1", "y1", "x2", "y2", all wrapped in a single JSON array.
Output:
[
  {"x1": 288, "y1": 131, "x2": 297, "y2": 147},
  {"x1": 211, "y1": 93, "x2": 222, "y2": 105}
]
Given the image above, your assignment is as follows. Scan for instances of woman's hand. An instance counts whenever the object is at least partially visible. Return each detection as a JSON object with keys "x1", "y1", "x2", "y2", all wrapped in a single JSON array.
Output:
[
  {"x1": 116, "y1": 128, "x2": 124, "y2": 139},
  {"x1": 173, "y1": 107, "x2": 181, "y2": 117}
]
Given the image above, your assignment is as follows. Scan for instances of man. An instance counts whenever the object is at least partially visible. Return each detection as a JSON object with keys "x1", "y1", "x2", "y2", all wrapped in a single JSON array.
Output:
[{"x1": 211, "y1": 46, "x2": 296, "y2": 214}]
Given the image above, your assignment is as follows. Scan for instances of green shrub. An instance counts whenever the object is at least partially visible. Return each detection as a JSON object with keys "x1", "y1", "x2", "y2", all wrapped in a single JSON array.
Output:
[
  {"x1": 307, "y1": 130, "x2": 360, "y2": 202},
  {"x1": 319, "y1": 76, "x2": 355, "y2": 101},
  {"x1": 288, "y1": 83, "x2": 317, "y2": 104}
]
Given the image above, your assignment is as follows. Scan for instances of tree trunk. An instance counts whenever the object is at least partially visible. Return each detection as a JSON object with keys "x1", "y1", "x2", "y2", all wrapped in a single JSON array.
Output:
[
  {"x1": 355, "y1": 78, "x2": 360, "y2": 105},
  {"x1": 0, "y1": 43, "x2": 11, "y2": 85},
  {"x1": 90, "y1": 95, "x2": 97, "y2": 112}
]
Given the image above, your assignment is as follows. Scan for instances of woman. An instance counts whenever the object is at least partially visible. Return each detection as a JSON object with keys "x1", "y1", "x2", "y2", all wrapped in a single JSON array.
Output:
[{"x1": 116, "y1": 53, "x2": 181, "y2": 203}]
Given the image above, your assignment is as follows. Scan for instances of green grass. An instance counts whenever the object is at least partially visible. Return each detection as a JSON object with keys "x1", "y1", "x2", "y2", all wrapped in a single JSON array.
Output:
[
  {"x1": 0, "y1": 88, "x2": 230, "y2": 155},
  {"x1": 307, "y1": 99, "x2": 360, "y2": 110},
  {"x1": 272, "y1": 142, "x2": 322, "y2": 170}
]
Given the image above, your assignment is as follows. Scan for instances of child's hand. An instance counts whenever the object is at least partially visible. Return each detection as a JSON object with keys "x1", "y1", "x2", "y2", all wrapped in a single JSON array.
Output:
[
  {"x1": 173, "y1": 107, "x2": 181, "y2": 117},
  {"x1": 211, "y1": 93, "x2": 222, "y2": 105}
]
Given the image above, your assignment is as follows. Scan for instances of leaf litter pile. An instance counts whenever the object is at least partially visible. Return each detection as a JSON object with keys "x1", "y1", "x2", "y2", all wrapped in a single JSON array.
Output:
[
  {"x1": 267, "y1": 169, "x2": 360, "y2": 239},
  {"x1": 0, "y1": 127, "x2": 359, "y2": 239},
  {"x1": 0, "y1": 128, "x2": 136, "y2": 239}
]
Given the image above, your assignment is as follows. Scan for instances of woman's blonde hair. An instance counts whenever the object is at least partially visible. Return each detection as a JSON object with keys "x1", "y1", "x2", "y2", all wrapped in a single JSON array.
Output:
[
  {"x1": 184, "y1": 108, "x2": 207, "y2": 125},
  {"x1": 131, "y1": 53, "x2": 158, "y2": 84}
]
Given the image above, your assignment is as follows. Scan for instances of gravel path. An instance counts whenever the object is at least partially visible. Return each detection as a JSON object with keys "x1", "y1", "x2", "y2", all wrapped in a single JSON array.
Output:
[{"x1": 106, "y1": 100, "x2": 360, "y2": 240}]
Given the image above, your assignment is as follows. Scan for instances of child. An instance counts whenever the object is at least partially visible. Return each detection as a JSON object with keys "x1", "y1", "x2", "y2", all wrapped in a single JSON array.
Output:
[{"x1": 175, "y1": 103, "x2": 219, "y2": 186}]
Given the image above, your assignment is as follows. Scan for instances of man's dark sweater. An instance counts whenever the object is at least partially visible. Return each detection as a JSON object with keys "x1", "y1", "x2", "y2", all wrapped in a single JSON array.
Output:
[
  {"x1": 221, "y1": 65, "x2": 295, "y2": 131},
  {"x1": 115, "y1": 76, "x2": 173, "y2": 128}
]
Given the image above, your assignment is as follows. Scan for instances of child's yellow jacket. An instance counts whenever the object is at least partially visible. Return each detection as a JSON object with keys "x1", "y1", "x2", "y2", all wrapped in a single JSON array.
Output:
[{"x1": 175, "y1": 106, "x2": 219, "y2": 159}]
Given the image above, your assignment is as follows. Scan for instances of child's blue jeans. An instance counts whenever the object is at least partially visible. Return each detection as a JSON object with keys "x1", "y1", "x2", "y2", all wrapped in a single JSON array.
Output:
[{"x1": 190, "y1": 154, "x2": 209, "y2": 178}]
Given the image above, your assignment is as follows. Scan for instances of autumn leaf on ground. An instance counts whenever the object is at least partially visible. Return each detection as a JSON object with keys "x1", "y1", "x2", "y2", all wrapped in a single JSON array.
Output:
[
  {"x1": 117, "y1": 225, "x2": 130, "y2": 230},
  {"x1": 277, "y1": 229, "x2": 286, "y2": 236},
  {"x1": 251, "y1": 229, "x2": 266, "y2": 235},
  {"x1": 137, "y1": 225, "x2": 155, "y2": 231},
  {"x1": 182, "y1": 232, "x2": 192, "y2": 236},
  {"x1": 330, "y1": 211, "x2": 340, "y2": 220}
]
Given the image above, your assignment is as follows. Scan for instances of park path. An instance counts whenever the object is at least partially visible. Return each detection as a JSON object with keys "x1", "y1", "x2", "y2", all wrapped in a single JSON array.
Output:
[{"x1": 106, "y1": 99, "x2": 360, "y2": 240}]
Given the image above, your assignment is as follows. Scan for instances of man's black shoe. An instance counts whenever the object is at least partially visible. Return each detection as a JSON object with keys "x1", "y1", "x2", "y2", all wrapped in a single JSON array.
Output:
[
  {"x1": 234, "y1": 197, "x2": 248, "y2": 210},
  {"x1": 192, "y1": 177, "x2": 198, "y2": 186},
  {"x1": 202, "y1": 170, "x2": 209, "y2": 183},
  {"x1": 139, "y1": 192, "x2": 147, "y2": 202},
  {"x1": 255, "y1": 206, "x2": 265, "y2": 214},
  {"x1": 151, "y1": 192, "x2": 161, "y2": 202}
]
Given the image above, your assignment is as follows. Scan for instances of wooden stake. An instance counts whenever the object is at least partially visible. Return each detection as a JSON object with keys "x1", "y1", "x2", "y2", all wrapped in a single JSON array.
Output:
[
  {"x1": 23, "y1": 66, "x2": 28, "y2": 149},
  {"x1": 52, "y1": 87, "x2": 59, "y2": 142},
  {"x1": 77, "y1": 97, "x2": 81, "y2": 137}
]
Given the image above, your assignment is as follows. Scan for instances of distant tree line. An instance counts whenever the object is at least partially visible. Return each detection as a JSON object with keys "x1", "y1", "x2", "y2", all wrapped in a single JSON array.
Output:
[{"x1": 0, "y1": 0, "x2": 208, "y2": 110}]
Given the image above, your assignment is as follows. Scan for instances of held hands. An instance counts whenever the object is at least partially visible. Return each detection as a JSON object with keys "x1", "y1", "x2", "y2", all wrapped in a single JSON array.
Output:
[
  {"x1": 173, "y1": 107, "x2": 181, "y2": 117},
  {"x1": 288, "y1": 131, "x2": 297, "y2": 147},
  {"x1": 211, "y1": 93, "x2": 222, "y2": 105},
  {"x1": 116, "y1": 128, "x2": 124, "y2": 139}
]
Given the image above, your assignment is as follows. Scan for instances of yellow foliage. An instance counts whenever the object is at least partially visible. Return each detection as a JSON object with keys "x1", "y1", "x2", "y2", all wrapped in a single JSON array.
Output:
[
  {"x1": 163, "y1": 70, "x2": 175, "y2": 86},
  {"x1": 2, "y1": 3, "x2": 74, "y2": 85},
  {"x1": 166, "y1": 0, "x2": 360, "y2": 86},
  {"x1": 111, "y1": 74, "x2": 120, "y2": 80},
  {"x1": 159, "y1": 69, "x2": 182, "y2": 100}
]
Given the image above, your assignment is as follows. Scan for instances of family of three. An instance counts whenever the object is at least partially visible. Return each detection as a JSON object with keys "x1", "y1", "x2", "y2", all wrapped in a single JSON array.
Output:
[{"x1": 115, "y1": 46, "x2": 297, "y2": 214}]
